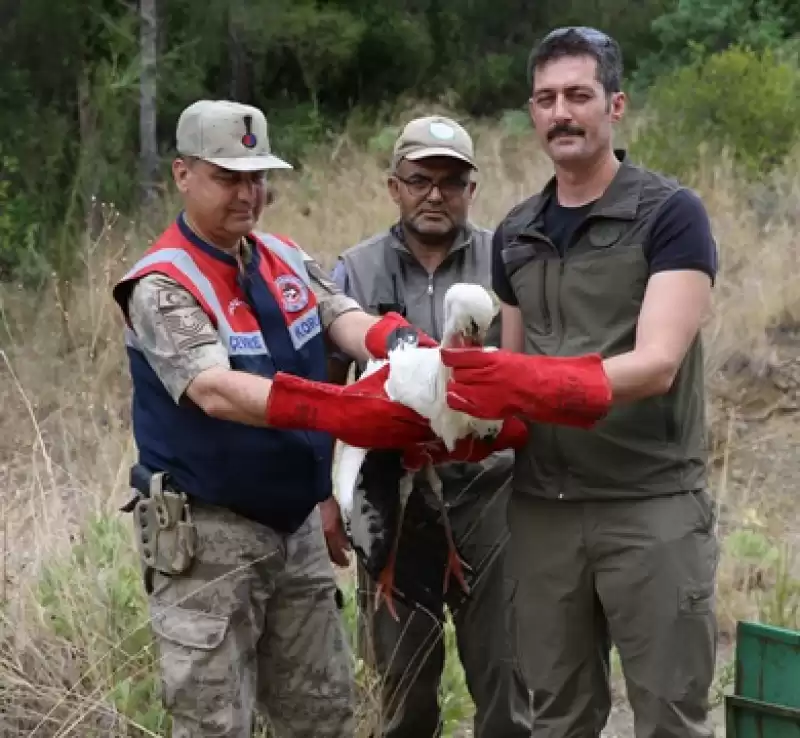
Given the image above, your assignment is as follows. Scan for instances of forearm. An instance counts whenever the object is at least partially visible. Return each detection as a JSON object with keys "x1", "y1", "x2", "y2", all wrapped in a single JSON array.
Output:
[
  {"x1": 601, "y1": 349, "x2": 677, "y2": 404},
  {"x1": 327, "y1": 310, "x2": 380, "y2": 363},
  {"x1": 500, "y1": 303, "x2": 524, "y2": 352},
  {"x1": 327, "y1": 355, "x2": 353, "y2": 386},
  {"x1": 185, "y1": 366, "x2": 274, "y2": 426}
]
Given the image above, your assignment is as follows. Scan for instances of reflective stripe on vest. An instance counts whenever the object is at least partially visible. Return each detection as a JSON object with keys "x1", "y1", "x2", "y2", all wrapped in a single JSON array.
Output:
[
  {"x1": 254, "y1": 231, "x2": 310, "y2": 283},
  {"x1": 122, "y1": 233, "x2": 317, "y2": 357}
]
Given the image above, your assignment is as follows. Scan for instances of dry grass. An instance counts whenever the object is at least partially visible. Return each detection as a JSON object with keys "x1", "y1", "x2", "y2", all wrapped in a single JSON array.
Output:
[{"x1": 1, "y1": 111, "x2": 799, "y2": 735}]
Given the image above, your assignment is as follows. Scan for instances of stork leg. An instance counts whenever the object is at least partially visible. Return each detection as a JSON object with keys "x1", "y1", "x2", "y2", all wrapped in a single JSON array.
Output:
[
  {"x1": 374, "y1": 472, "x2": 414, "y2": 622},
  {"x1": 423, "y1": 462, "x2": 471, "y2": 596}
]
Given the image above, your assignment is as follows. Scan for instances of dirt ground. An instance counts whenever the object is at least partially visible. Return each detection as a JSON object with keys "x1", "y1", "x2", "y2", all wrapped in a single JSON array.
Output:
[{"x1": 601, "y1": 643, "x2": 735, "y2": 737}]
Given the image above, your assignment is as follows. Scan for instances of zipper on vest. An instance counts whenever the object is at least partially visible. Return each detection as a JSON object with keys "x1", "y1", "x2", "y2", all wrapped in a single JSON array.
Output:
[
  {"x1": 428, "y1": 273, "x2": 438, "y2": 338},
  {"x1": 521, "y1": 229, "x2": 558, "y2": 336},
  {"x1": 540, "y1": 260, "x2": 553, "y2": 333}
]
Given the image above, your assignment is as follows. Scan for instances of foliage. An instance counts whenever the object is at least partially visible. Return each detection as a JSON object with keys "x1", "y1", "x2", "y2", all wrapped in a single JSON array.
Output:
[
  {"x1": 2, "y1": 512, "x2": 476, "y2": 736},
  {"x1": 32, "y1": 514, "x2": 170, "y2": 734},
  {"x1": 5, "y1": 0, "x2": 800, "y2": 281},
  {"x1": 0, "y1": 0, "x2": 672, "y2": 283},
  {"x1": 630, "y1": 45, "x2": 800, "y2": 180},
  {"x1": 631, "y1": 0, "x2": 792, "y2": 88}
]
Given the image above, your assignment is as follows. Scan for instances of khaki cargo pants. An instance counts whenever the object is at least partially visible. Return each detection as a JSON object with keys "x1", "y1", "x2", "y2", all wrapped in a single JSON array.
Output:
[
  {"x1": 357, "y1": 479, "x2": 532, "y2": 738},
  {"x1": 142, "y1": 501, "x2": 355, "y2": 738},
  {"x1": 508, "y1": 488, "x2": 719, "y2": 738}
]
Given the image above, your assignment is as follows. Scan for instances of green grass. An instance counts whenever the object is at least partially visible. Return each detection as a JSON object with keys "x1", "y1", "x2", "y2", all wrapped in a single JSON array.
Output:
[{"x1": 0, "y1": 513, "x2": 476, "y2": 737}]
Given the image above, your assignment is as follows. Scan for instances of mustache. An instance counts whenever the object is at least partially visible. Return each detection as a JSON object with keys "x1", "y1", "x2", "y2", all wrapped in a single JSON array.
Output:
[{"x1": 547, "y1": 123, "x2": 585, "y2": 141}]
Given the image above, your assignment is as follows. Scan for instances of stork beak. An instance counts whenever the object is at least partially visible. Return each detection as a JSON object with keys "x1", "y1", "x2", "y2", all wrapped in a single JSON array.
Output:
[{"x1": 451, "y1": 319, "x2": 485, "y2": 348}]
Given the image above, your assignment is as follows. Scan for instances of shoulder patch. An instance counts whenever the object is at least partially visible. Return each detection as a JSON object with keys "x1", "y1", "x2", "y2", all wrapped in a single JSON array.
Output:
[
  {"x1": 156, "y1": 286, "x2": 197, "y2": 311},
  {"x1": 163, "y1": 307, "x2": 219, "y2": 351}
]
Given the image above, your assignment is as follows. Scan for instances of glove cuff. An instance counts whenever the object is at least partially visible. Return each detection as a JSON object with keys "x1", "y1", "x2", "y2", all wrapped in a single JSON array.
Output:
[
  {"x1": 265, "y1": 372, "x2": 340, "y2": 431},
  {"x1": 365, "y1": 312, "x2": 437, "y2": 358},
  {"x1": 526, "y1": 353, "x2": 613, "y2": 428}
]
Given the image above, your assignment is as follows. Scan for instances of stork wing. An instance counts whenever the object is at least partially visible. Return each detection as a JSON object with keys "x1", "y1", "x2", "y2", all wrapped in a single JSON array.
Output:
[
  {"x1": 349, "y1": 450, "x2": 473, "y2": 617},
  {"x1": 347, "y1": 448, "x2": 406, "y2": 575}
]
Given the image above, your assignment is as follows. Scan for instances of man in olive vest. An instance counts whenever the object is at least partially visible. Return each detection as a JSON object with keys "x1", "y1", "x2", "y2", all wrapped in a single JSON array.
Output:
[
  {"x1": 325, "y1": 115, "x2": 533, "y2": 738},
  {"x1": 439, "y1": 28, "x2": 720, "y2": 738}
]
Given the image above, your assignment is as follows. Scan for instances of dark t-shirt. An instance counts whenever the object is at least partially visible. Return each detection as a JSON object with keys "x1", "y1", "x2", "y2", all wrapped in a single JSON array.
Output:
[{"x1": 492, "y1": 187, "x2": 719, "y2": 306}]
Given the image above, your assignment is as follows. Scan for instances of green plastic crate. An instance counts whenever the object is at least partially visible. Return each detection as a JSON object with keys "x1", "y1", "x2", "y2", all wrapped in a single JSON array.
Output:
[{"x1": 726, "y1": 620, "x2": 800, "y2": 737}]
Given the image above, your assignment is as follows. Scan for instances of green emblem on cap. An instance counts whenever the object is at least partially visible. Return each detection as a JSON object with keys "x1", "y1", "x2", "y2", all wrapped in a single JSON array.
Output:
[{"x1": 429, "y1": 121, "x2": 455, "y2": 140}]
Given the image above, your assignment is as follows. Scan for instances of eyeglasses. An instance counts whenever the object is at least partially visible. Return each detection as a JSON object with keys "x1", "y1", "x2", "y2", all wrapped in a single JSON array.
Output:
[
  {"x1": 394, "y1": 173, "x2": 471, "y2": 200},
  {"x1": 541, "y1": 26, "x2": 614, "y2": 49}
]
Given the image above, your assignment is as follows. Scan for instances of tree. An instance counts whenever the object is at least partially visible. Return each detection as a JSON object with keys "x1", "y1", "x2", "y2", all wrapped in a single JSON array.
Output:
[{"x1": 139, "y1": 0, "x2": 159, "y2": 207}]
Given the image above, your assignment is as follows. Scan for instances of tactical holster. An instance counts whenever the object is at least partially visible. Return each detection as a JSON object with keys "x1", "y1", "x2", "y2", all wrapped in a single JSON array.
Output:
[{"x1": 120, "y1": 464, "x2": 198, "y2": 594}]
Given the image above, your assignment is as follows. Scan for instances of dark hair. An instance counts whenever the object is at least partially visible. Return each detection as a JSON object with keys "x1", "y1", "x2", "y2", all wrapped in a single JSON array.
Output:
[{"x1": 527, "y1": 26, "x2": 623, "y2": 95}]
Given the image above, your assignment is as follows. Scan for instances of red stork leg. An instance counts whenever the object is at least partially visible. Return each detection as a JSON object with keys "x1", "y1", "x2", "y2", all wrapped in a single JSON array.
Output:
[
  {"x1": 423, "y1": 462, "x2": 472, "y2": 596},
  {"x1": 373, "y1": 473, "x2": 414, "y2": 622}
]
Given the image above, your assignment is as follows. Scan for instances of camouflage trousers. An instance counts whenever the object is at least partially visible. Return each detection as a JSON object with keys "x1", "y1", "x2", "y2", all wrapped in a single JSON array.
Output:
[{"x1": 140, "y1": 500, "x2": 355, "y2": 738}]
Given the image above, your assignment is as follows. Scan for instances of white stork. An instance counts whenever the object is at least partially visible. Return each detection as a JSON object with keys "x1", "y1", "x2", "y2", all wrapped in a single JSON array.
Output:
[{"x1": 335, "y1": 282, "x2": 503, "y2": 619}]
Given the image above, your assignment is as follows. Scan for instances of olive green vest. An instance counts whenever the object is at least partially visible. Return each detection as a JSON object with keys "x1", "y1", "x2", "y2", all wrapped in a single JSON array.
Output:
[{"x1": 497, "y1": 155, "x2": 709, "y2": 500}]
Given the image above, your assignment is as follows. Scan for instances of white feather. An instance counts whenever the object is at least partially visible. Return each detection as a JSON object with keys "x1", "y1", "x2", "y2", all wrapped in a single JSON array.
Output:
[
  {"x1": 334, "y1": 356, "x2": 386, "y2": 520},
  {"x1": 334, "y1": 283, "x2": 505, "y2": 528},
  {"x1": 384, "y1": 283, "x2": 504, "y2": 450}
]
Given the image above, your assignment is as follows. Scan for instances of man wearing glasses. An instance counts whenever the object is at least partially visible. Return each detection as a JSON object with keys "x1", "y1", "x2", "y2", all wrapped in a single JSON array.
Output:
[
  {"x1": 439, "y1": 27, "x2": 719, "y2": 738},
  {"x1": 326, "y1": 116, "x2": 533, "y2": 738}
]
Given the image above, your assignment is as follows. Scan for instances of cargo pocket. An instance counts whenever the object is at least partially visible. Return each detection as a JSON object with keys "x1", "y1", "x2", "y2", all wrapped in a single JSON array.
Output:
[
  {"x1": 666, "y1": 580, "x2": 717, "y2": 704},
  {"x1": 687, "y1": 488, "x2": 718, "y2": 535},
  {"x1": 150, "y1": 603, "x2": 231, "y2": 711}
]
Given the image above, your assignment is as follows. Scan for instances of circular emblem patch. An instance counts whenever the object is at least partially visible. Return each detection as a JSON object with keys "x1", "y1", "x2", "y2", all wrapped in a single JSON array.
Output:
[
  {"x1": 429, "y1": 121, "x2": 455, "y2": 140},
  {"x1": 276, "y1": 274, "x2": 309, "y2": 313}
]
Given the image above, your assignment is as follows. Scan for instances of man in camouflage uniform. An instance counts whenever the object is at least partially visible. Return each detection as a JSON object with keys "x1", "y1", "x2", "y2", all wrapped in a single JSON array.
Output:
[
  {"x1": 325, "y1": 115, "x2": 533, "y2": 738},
  {"x1": 440, "y1": 28, "x2": 720, "y2": 738},
  {"x1": 111, "y1": 100, "x2": 519, "y2": 738}
]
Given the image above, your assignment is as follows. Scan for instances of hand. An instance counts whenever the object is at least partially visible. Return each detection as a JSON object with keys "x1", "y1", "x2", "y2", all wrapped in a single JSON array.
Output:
[
  {"x1": 365, "y1": 312, "x2": 438, "y2": 359},
  {"x1": 265, "y1": 366, "x2": 438, "y2": 449},
  {"x1": 401, "y1": 415, "x2": 529, "y2": 470},
  {"x1": 319, "y1": 496, "x2": 351, "y2": 567},
  {"x1": 440, "y1": 347, "x2": 613, "y2": 428}
]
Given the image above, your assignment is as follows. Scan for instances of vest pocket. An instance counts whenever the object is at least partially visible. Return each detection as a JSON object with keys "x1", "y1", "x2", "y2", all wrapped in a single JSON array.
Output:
[
  {"x1": 510, "y1": 258, "x2": 553, "y2": 337},
  {"x1": 502, "y1": 242, "x2": 539, "y2": 274}
]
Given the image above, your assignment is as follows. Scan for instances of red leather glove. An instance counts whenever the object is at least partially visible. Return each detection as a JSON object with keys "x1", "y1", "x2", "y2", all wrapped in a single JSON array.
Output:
[
  {"x1": 440, "y1": 348, "x2": 613, "y2": 428},
  {"x1": 401, "y1": 415, "x2": 530, "y2": 471},
  {"x1": 265, "y1": 365, "x2": 437, "y2": 449},
  {"x1": 364, "y1": 312, "x2": 438, "y2": 359}
]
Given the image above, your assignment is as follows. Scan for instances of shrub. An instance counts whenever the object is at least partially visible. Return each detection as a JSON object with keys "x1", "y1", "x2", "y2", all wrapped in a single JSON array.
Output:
[{"x1": 631, "y1": 44, "x2": 800, "y2": 180}]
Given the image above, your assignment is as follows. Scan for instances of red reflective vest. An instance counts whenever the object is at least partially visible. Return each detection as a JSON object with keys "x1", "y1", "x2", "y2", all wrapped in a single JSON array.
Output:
[{"x1": 112, "y1": 212, "x2": 332, "y2": 533}]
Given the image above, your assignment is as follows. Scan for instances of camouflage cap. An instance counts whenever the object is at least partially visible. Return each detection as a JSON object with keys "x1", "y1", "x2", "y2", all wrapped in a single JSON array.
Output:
[
  {"x1": 392, "y1": 115, "x2": 477, "y2": 170},
  {"x1": 176, "y1": 99, "x2": 292, "y2": 172}
]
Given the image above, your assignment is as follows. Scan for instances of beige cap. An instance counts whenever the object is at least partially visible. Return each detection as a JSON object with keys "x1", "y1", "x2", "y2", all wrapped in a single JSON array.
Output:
[
  {"x1": 392, "y1": 115, "x2": 477, "y2": 170},
  {"x1": 176, "y1": 99, "x2": 292, "y2": 172}
]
